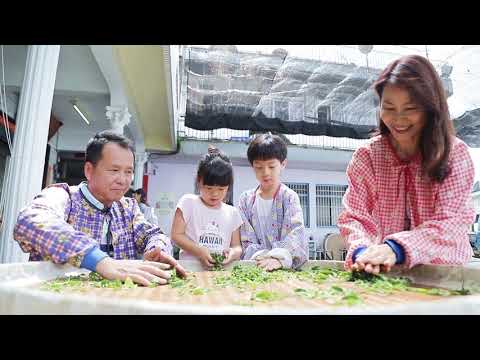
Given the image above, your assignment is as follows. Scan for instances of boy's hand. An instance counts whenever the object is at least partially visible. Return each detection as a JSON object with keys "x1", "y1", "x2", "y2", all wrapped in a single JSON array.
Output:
[
  {"x1": 143, "y1": 247, "x2": 187, "y2": 278},
  {"x1": 196, "y1": 246, "x2": 215, "y2": 269},
  {"x1": 256, "y1": 257, "x2": 282, "y2": 272}
]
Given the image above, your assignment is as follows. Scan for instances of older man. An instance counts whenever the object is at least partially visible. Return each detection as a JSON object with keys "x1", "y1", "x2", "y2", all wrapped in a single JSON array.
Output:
[{"x1": 14, "y1": 130, "x2": 186, "y2": 286}]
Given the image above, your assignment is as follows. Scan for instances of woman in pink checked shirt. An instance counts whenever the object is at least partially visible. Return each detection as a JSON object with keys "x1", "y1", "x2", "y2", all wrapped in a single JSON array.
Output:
[{"x1": 338, "y1": 54, "x2": 476, "y2": 274}]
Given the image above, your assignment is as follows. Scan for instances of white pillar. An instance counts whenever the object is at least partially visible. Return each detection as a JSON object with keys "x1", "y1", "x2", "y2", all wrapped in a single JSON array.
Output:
[
  {"x1": 0, "y1": 45, "x2": 60, "y2": 264},
  {"x1": 106, "y1": 105, "x2": 131, "y2": 135},
  {"x1": 133, "y1": 152, "x2": 148, "y2": 189}
]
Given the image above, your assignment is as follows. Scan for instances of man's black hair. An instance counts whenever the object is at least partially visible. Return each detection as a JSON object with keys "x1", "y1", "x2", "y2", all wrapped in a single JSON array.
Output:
[{"x1": 85, "y1": 130, "x2": 135, "y2": 165}]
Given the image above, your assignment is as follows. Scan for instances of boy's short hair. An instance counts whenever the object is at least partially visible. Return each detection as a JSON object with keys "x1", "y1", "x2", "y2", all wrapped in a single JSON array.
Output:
[{"x1": 247, "y1": 133, "x2": 287, "y2": 165}]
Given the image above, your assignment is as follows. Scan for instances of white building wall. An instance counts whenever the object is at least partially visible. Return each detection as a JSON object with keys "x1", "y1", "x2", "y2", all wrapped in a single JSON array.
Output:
[
  {"x1": 472, "y1": 193, "x2": 480, "y2": 213},
  {"x1": 147, "y1": 159, "x2": 348, "y2": 249}
]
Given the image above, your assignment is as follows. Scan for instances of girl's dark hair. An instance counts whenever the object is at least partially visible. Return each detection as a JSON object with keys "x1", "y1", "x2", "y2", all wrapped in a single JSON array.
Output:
[
  {"x1": 247, "y1": 132, "x2": 287, "y2": 165},
  {"x1": 133, "y1": 188, "x2": 148, "y2": 205},
  {"x1": 373, "y1": 54, "x2": 455, "y2": 183},
  {"x1": 125, "y1": 188, "x2": 135, "y2": 198},
  {"x1": 196, "y1": 145, "x2": 233, "y2": 188}
]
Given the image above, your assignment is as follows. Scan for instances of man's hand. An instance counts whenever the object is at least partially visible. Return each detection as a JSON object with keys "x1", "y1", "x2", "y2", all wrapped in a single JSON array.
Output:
[
  {"x1": 351, "y1": 244, "x2": 396, "y2": 274},
  {"x1": 143, "y1": 247, "x2": 187, "y2": 278},
  {"x1": 95, "y1": 257, "x2": 172, "y2": 287},
  {"x1": 196, "y1": 246, "x2": 215, "y2": 269},
  {"x1": 256, "y1": 257, "x2": 282, "y2": 272}
]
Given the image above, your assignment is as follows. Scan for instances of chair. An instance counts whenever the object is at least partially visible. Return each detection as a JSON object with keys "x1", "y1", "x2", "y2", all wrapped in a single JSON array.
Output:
[
  {"x1": 323, "y1": 233, "x2": 347, "y2": 261},
  {"x1": 308, "y1": 239, "x2": 317, "y2": 260}
]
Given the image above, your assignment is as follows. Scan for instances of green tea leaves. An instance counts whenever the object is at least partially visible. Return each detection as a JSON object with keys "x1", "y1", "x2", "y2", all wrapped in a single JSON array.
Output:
[
  {"x1": 251, "y1": 290, "x2": 285, "y2": 302},
  {"x1": 211, "y1": 253, "x2": 226, "y2": 271}
]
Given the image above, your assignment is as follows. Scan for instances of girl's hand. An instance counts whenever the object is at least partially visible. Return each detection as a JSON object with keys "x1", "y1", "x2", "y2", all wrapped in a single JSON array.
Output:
[{"x1": 196, "y1": 246, "x2": 215, "y2": 269}]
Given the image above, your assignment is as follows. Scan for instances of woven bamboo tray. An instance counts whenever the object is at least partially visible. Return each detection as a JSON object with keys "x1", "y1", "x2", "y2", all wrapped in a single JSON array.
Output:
[{"x1": 1, "y1": 260, "x2": 480, "y2": 314}]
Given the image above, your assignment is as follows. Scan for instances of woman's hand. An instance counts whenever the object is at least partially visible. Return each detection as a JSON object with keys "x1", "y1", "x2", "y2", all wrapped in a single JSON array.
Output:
[{"x1": 352, "y1": 244, "x2": 396, "y2": 274}]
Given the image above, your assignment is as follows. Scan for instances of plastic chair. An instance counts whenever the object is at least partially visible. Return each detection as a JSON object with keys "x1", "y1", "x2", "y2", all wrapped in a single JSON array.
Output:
[
  {"x1": 323, "y1": 233, "x2": 347, "y2": 261},
  {"x1": 308, "y1": 236, "x2": 317, "y2": 260}
]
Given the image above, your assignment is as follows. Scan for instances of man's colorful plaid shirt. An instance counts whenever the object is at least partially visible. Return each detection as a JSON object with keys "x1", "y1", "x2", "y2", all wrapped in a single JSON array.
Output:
[{"x1": 13, "y1": 183, "x2": 172, "y2": 267}]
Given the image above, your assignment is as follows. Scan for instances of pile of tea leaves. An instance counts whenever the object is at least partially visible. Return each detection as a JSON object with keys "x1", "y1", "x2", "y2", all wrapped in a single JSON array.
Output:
[
  {"x1": 211, "y1": 253, "x2": 226, "y2": 271},
  {"x1": 214, "y1": 264, "x2": 295, "y2": 290},
  {"x1": 213, "y1": 265, "x2": 474, "y2": 306},
  {"x1": 40, "y1": 272, "x2": 138, "y2": 293},
  {"x1": 346, "y1": 270, "x2": 472, "y2": 296},
  {"x1": 168, "y1": 271, "x2": 210, "y2": 296}
]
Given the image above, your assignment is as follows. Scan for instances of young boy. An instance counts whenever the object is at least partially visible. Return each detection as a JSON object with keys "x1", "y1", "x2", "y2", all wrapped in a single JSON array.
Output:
[{"x1": 238, "y1": 133, "x2": 308, "y2": 271}]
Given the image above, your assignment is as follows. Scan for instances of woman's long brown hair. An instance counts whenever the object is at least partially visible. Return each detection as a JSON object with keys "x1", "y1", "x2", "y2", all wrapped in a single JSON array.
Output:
[{"x1": 373, "y1": 54, "x2": 455, "y2": 183}]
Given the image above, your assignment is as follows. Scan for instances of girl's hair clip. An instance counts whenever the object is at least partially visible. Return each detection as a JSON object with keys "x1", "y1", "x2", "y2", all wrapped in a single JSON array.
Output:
[{"x1": 207, "y1": 145, "x2": 220, "y2": 155}]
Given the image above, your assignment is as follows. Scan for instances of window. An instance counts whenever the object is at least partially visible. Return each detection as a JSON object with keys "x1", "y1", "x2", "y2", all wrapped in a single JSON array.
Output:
[
  {"x1": 272, "y1": 99, "x2": 289, "y2": 120},
  {"x1": 289, "y1": 101, "x2": 304, "y2": 122},
  {"x1": 317, "y1": 105, "x2": 331, "y2": 123},
  {"x1": 316, "y1": 184, "x2": 348, "y2": 227},
  {"x1": 285, "y1": 182, "x2": 310, "y2": 227},
  {"x1": 201, "y1": 81, "x2": 215, "y2": 91},
  {"x1": 258, "y1": 98, "x2": 273, "y2": 117},
  {"x1": 188, "y1": 56, "x2": 207, "y2": 75},
  {"x1": 56, "y1": 152, "x2": 87, "y2": 186}
]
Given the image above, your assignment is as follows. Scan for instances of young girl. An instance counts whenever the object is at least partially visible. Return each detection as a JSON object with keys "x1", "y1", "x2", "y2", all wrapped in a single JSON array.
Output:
[
  {"x1": 338, "y1": 54, "x2": 475, "y2": 275},
  {"x1": 171, "y1": 146, "x2": 243, "y2": 269}
]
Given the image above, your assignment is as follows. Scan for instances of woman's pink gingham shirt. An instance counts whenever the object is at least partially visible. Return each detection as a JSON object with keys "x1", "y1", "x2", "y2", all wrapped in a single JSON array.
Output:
[{"x1": 338, "y1": 135, "x2": 475, "y2": 269}]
